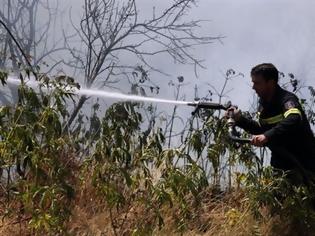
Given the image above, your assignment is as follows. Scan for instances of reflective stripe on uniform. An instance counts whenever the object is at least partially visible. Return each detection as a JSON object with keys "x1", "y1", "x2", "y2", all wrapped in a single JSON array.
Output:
[
  {"x1": 284, "y1": 108, "x2": 302, "y2": 118},
  {"x1": 259, "y1": 114, "x2": 284, "y2": 124}
]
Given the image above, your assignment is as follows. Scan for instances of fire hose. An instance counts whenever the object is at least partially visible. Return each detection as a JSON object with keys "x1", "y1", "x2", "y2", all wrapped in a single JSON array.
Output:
[{"x1": 187, "y1": 101, "x2": 252, "y2": 144}]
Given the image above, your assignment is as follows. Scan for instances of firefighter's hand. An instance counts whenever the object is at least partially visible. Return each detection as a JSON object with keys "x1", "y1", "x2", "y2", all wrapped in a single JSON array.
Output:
[
  {"x1": 251, "y1": 134, "x2": 268, "y2": 147},
  {"x1": 225, "y1": 106, "x2": 241, "y2": 122}
]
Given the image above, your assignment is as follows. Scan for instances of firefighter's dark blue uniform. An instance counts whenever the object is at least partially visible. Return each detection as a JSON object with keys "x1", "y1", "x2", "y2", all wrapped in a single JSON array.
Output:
[{"x1": 237, "y1": 85, "x2": 315, "y2": 172}]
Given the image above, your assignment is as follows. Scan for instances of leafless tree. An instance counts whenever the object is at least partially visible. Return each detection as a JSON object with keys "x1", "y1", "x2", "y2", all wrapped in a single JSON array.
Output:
[
  {"x1": 65, "y1": 0, "x2": 222, "y2": 130},
  {"x1": 0, "y1": 0, "x2": 66, "y2": 71},
  {"x1": 0, "y1": 0, "x2": 71, "y2": 105}
]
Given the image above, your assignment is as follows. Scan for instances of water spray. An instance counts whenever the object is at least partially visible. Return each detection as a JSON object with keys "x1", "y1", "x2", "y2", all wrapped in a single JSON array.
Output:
[
  {"x1": 5, "y1": 76, "x2": 251, "y2": 144},
  {"x1": 78, "y1": 88, "x2": 190, "y2": 106},
  {"x1": 6, "y1": 76, "x2": 189, "y2": 106}
]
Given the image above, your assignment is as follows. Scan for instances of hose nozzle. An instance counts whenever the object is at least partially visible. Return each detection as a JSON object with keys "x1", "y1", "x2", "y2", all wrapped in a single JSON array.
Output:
[{"x1": 187, "y1": 101, "x2": 229, "y2": 110}]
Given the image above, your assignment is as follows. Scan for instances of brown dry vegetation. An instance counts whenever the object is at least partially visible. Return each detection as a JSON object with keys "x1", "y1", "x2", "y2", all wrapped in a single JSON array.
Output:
[{"x1": 0, "y1": 186, "x2": 303, "y2": 236}]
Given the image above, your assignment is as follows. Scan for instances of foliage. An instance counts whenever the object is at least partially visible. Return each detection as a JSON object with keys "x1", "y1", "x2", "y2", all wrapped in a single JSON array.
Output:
[
  {"x1": 0, "y1": 74, "x2": 78, "y2": 234},
  {"x1": 245, "y1": 167, "x2": 315, "y2": 235},
  {"x1": 79, "y1": 101, "x2": 209, "y2": 234},
  {"x1": 0, "y1": 68, "x2": 315, "y2": 235},
  {"x1": 2, "y1": 0, "x2": 315, "y2": 234}
]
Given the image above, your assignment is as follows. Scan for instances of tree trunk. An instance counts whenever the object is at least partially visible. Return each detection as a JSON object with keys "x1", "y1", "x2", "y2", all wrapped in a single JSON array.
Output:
[{"x1": 64, "y1": 95, "x2": 88, "y2": 132}]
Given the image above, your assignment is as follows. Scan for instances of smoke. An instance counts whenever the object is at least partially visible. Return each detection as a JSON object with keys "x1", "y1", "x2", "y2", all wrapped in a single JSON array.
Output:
[
  {"x1": 3, "y1": 0, "x2": 315, "y2": 114},
  {"x1": 177, "y1": 0, "x2": 315, "y2": 109}
]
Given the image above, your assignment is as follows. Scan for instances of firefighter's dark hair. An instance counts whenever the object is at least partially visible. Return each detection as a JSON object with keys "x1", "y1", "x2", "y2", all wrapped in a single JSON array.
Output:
[{"x1": 251, "y1": 63, "x2": 279, "y2": 83}]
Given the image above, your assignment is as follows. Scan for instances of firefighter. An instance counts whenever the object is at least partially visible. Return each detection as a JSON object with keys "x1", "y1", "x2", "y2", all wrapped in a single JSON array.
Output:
[{"x1": 229, "y1": 63, "x2": 315, "y2": 174}]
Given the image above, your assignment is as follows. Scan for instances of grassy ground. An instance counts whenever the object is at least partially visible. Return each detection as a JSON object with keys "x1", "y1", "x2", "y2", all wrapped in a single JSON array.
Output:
[{"x1": 0, "y1": 187, "x2": 296, "y2": 236}]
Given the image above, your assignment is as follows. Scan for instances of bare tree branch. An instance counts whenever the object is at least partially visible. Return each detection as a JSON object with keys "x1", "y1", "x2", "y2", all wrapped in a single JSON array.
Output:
[{"x1": 64, "y1": 0, "x2": 222, "y2": 130}]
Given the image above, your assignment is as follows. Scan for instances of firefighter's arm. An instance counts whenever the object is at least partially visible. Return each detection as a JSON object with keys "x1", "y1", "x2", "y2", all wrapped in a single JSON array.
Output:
[
  {"x1": 263, "y1": 100, "x2": 302, "y2": 143},
  {"x1": 230, "y1": 108, "x2": 265, "y2": 135},
  {"x1": 237, "y1": 116, "x2": 265, "y2": 134}
]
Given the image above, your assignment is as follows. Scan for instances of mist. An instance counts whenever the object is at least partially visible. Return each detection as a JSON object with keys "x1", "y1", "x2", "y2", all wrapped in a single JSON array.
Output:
[{"x1": 1, "y1": 0, "x2": 315, "y2": 121}]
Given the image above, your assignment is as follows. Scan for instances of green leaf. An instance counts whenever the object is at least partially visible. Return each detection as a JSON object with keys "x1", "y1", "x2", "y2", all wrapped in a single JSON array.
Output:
[{"x1": 120, "y1": 168, "x2": 133, "y2": 187}]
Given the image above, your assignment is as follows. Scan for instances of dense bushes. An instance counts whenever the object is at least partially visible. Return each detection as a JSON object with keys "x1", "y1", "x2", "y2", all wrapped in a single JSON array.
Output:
[{"x1": 0, "y1": 73, "x2": 315, "y2": 235}]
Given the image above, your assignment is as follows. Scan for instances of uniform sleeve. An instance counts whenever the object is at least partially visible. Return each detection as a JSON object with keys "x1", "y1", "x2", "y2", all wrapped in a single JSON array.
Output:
[
  {"x1": 236, "y1": 114, "x2": 265, "y2": 135},
  {"x1": 263, "y1": 98, "x2": 302, "y2": 143}
]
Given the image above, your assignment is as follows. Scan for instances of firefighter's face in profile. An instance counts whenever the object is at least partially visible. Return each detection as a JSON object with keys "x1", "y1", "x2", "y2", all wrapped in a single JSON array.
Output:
[{"x1": 251, "y1": 75, "x2": 275, "y2": 100}]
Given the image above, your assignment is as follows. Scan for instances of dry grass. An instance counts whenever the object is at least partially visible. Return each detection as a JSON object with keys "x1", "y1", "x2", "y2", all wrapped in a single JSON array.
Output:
[
  {"x1": 66, "y1": 187, "x2": 278, "y2": 236},
  {"x1": 0, "y1": 186, "x2": 305, "y2": 236}
]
